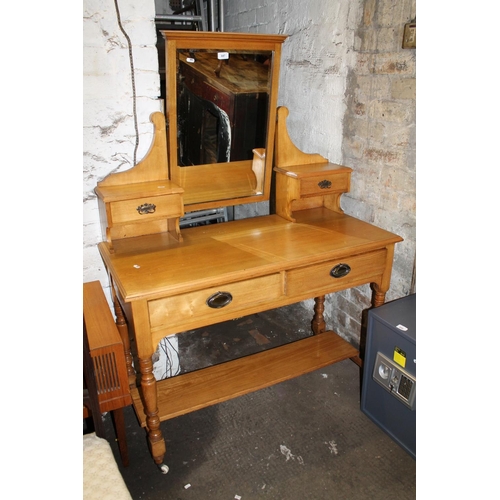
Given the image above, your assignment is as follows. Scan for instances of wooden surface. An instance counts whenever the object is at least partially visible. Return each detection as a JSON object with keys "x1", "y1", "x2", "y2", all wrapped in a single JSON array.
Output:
[
  {"x1": 83, "y1": 281, "x2": 122, "y2": 350},
  {"x1": 95, "y1": 180, "x2": 184, "y2": 203},
  {"x1": 274, "y1": 162, "x2": 352, "y2": 178},
  {"x1": 83, "y1": 281, "x2": 132, "y2": 413},
  {"x1": 174, "y1": 158, "x2": 260, "y2": 206},
  {"x1": 160, "y1": 30, "x2": 288, "y2": 49},
  {"x1": 100, "y1": 209, "x2": 401, "y2": 357},
  {"x1": 99, "y1": 210, "x2": 401, "y2": 304},
  {"x1": 131, "y1": 330, "x2": 358, "y2": 425},
  {"x1": 83, "y1": 281, "x2": 132, "y2": 466}
]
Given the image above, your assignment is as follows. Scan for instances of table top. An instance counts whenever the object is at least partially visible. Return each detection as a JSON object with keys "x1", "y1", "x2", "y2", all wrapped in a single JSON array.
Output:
[{"x1": 98, "y1": 208, "x2": 402, "y2": 303}]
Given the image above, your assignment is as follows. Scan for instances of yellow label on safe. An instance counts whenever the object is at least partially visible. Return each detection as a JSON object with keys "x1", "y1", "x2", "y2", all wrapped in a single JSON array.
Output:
[{"x1": 393, "y1": 347, "x2": 406, "y2": 368}]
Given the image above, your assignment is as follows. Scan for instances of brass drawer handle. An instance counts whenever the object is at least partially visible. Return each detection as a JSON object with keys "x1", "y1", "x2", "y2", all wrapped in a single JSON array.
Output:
[
  {"x1": 206, "y1": 291, "x2": 233, "y2": 309},
  {"x1": 330, "y1": 263, "x2": 351, "y2": 278},
  {"x1": 318, "y1": 179, "x2": 332, "y2": 189},
  {"x1": 137, "y1": 203, "x2": 156, "y2": 215}
]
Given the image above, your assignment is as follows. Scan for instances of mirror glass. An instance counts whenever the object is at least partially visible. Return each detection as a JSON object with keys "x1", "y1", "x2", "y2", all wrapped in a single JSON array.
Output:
[
  {"x1": 176, "y1": 49, "x2": 272, "y2": 167},
  {"x1": 162, "y1": 31, "x2": 286, "y2": 210}
]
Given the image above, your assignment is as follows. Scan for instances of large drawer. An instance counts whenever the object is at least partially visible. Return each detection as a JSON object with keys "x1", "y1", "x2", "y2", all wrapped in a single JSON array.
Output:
[
  {"x1": 110, "y1": 194, "x2": 183, "y2": 224},
  {"x1": 286, "y1": 249, "x2": 387, "y2": 297},
  {"x1": 149, "y1": 273, "x2": 284, "y2": 333}
]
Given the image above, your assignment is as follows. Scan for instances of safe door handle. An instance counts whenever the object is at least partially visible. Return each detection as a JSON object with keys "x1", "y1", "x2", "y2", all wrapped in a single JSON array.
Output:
[
  {"x1": 206, "y1": 291, "x2": 233, "y2": 309},
  {"x1": 330, "y1": 263, "x2": 351, "y2": 278}
]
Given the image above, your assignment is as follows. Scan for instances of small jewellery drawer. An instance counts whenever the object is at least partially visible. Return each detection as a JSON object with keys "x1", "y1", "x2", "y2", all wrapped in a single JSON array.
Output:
[
  {"x1": 300, "y1": 171, "x2": 351, "y2": 198},
  {"x1": 149, "y1": 273, "x2": 284, "y2": 332},
  {"x1": 286, "y1": 250, "x2": 387, "y2": 297},
  {"x1": 110, "y1": 194, "x2": 183, "y2": 224}
]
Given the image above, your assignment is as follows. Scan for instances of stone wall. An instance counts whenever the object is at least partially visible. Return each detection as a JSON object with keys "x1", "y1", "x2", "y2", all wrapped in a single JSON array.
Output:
[
  {"x1": 225, "y1": 0, "x2": 416, "y2": 347},
  {"x1": 338, "y1": 0, "x2": 416, "y2": 345}
]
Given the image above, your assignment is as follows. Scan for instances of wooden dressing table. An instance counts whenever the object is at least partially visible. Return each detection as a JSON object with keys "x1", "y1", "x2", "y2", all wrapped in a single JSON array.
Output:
[{"x1": 95, "y1": 32, "x2": 402, "y2": 473}]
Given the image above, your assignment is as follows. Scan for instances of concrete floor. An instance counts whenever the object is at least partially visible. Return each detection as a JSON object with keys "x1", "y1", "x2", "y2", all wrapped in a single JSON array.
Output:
[{"x1": 101, "y1": 304, "x2": 416, "y2": 499}]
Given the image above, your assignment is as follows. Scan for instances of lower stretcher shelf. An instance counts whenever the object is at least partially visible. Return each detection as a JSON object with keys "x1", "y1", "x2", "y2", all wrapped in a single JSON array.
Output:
[{"x1": 131, "y1": 330, "x2": 358, "y2": 426}]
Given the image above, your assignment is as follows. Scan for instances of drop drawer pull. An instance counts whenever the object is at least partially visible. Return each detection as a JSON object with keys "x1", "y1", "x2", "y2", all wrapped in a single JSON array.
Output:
[
  {"x1": 330, "y1": 263, "x2": 351, "y2": 278},
  {"x1": 206, "y1": 291, "x2": 233, "y2": 309},
  {"x1": 318, "y1": 180, "x2": 332, "y2": 189},
  {"x1": 137, "y1": 203, "x2": 156, "y2": 215}
]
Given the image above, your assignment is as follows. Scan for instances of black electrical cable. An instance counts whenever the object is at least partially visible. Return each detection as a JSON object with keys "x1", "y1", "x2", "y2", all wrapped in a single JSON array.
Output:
[
  {"x1": 113, "y1": 0, "x2": 139, "y2": 166},
  {"x1": 112, "y1": 2, "x2": 181, "y2": 380},
  {"x1": 159, "y1": 336, "x2": 181, "y2": 378},
  {"x1": 165, "y1": 336, "x2": 181, "y2": 377}
]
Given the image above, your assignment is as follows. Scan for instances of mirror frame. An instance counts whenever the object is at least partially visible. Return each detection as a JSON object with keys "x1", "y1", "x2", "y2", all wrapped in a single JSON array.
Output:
[{"x1": 161, "y1": 31, "x2": 287, "y2": 211}]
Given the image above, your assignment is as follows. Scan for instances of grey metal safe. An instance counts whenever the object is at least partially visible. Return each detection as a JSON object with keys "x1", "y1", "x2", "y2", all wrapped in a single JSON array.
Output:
[{"x1": 361, "y1": 293, "x2": 416, "y2": 459}]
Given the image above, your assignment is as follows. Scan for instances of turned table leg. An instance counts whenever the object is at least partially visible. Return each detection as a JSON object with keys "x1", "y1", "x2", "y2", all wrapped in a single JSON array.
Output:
[
  {"x1": 312, "y1": 295, "x2": 326, "y2": 334},
  {"x1": 138, "y1": 355, "x2": 168, "y2": 472},
  {"x1": 370, "y1": 245, "x2": 394, "y2": 308},
  {"x1": 371, "y1": 284, "x2": 387, "y2": 308}
]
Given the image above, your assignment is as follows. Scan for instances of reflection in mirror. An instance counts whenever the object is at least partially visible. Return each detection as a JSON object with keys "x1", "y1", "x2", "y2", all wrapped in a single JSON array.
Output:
[{"x1": 176, "y1": 49, "x2": 272, "y2": 167}]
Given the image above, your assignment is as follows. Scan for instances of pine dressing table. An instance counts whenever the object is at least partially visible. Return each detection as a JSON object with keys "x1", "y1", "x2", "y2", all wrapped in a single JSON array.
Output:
[{"x1": 94, "y1": 32, "x2": 402, "y2": 472}]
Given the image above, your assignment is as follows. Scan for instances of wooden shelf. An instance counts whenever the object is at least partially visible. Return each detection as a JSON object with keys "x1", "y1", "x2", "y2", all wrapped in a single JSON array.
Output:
[{"x1": 131, "y1": 330, "x2": 358, "y2": 426}]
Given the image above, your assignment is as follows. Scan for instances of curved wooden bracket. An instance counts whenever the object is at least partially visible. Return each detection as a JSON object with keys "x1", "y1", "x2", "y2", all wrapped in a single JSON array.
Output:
[
  {"x1": 95, "y1": 112, "x2": 184, "y2": 247},
  {"x1": 274, "y1": 106, "x2": 328, "y2": 168},
  {"x1": 251, "y1": 148, "x2": 266, "y2": 194},
  {"x1": 98, "y1": 112, "x2": 169, "y2": 187}
]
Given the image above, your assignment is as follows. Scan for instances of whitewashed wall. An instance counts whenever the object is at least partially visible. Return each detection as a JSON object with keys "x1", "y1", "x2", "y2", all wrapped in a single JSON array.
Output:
[
  {"x1": 83, "y1": 0, "x2": 161, "y2": 285},
  {"x1": 229, "y1": 1, "x2": 359, "y2": 220},
  {"x1": 83, "y1": 0, "x2": 179, "y2": 377},
  {"x1": 225, "y1": 1, "x2": 359, "y2": 164}
]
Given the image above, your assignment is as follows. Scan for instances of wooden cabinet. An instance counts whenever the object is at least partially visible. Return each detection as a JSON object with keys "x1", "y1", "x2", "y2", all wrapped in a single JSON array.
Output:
[
  {"x1": 94, "y1": 114, "x2": 184, "y2": 249},
  {"x1": 95, "y1": 180, "x2": 184, "y2": 248},
  {"x1": 273, "y1": 106, "x2": 353, "y2": 221}
]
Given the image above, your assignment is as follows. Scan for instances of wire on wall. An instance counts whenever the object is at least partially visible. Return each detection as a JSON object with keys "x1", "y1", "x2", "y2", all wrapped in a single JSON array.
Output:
[{"x1": 113, "y1": 0, "x2": 140, "y2": 166}]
